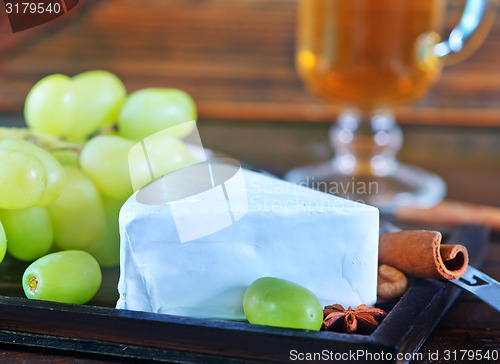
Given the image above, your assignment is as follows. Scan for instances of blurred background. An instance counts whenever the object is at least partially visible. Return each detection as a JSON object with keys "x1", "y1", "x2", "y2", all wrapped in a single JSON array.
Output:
[{"x1": 1, "y1": 0, "x2": 499, "y2": 202}]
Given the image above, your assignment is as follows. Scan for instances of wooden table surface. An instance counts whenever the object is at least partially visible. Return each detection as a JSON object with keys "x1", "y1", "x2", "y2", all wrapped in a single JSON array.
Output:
[
  {"x1": 1, "y1": 0, "x2": 500, "y2": 127},
  {"x1": 0, "y1": 0, "x2": 499, "y2": 362}
]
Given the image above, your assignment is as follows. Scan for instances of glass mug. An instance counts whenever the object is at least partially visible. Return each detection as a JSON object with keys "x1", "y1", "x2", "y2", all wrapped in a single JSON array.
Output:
[{"x1": 286, "y1": 0, "x2": 497, "y2": 212}]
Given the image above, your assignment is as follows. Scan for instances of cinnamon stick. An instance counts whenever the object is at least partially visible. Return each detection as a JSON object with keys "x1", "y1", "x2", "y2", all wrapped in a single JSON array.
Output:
[
  {"x1": 379, "y1": 230, "x2": 469, "y2": 280},
  {"x1": 395, "y1": 200, "x2": 500, "y2": 233}
]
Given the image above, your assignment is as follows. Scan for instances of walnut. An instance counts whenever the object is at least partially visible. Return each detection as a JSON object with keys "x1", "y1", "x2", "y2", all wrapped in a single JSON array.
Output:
[{"x1": 377, "y1": 264, "x2": 408, "y2": 303}]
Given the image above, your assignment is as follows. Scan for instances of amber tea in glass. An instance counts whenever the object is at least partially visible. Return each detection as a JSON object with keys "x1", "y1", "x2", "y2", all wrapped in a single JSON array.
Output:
[{"x1": 287, "y1": 0, "x2": 497, "y2": 211}]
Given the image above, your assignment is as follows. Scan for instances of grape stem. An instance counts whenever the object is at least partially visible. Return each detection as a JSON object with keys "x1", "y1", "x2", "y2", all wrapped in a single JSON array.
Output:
[
  {"x1": 45, "y1": 145, "x2": 82, "y2": 153},
  {"x1": 90, "y1": 124, "x2": 118, "y2": 138},
  {"x1": 0, "y1": 127, "x2": 82, "y2": 153}
]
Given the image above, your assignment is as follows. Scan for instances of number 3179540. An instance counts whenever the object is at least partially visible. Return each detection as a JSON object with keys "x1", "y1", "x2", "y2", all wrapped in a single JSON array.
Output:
[{"x1": 5, "y1": 2, "x2": 62, "y2": 14}]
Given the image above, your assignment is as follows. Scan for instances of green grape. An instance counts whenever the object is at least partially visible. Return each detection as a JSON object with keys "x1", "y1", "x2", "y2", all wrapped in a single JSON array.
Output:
[
  {"x1": 22, "y1": 250, "x2": 102, "y2": 304},
  {"x1": 0, "y1": 149, "x2": 47, "y2": 209},
  {"x1": 64, "y1": 70, "x2": 127, "y2": 142},
  {"x1": 117, "y1": 88, "x2": 197, "y2": 140},
  {"x1": 128, "y1": 130, "x2": 197, "y2": 191},
  {"x1": 24, "y1": 74, "x2": 73, "y2": 137},
  {"x1": 0, "y1": 221, "x2": 6, "y2": 264},
  {"x1": 0, "y1": 126, "x2": 32, "y2": 141},
  {"x1": 47, "y1": 166, "x2": 105, "y2": 251},
  {"x1": 0, "y1": 139, "x2": 66, "y2": 206},
  {"x1": 50, "y1": 149, "x2": 79, "y2": 167},
  {"x1": 88, "y1": 196, "x2": 125, "y2": 267},
  {"x1": 80, "y1": 135, "x2": 135, "y2": 199},
  {"x1": 243, "y1": 277, "x2": 324, "y2": 331},
  {"x1": 0, "y1": 207, "x2": 53, "y2": 262}
]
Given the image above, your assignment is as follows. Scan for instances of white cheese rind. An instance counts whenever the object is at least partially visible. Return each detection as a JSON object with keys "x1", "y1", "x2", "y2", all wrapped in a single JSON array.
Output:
[{"x1": 117, "y1": 169, "x2": 379, "y2": 319}]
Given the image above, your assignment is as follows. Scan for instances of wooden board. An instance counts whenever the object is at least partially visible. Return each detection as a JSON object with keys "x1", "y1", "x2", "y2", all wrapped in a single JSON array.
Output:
[{"x1": 0, "y1": 225, "x2": 490, "y2": 363}]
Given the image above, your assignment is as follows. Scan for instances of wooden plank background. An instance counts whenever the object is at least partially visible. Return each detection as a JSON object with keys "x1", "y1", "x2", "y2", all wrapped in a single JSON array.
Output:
[{"x1": 0, "y1": 0, "x2": 499, "y2": 126}]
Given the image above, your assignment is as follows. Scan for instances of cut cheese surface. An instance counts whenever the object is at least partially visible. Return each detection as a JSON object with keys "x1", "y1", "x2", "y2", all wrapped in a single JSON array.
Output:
[{"x1": 117, "y1": 166, "x2": 379, "y2": 319}]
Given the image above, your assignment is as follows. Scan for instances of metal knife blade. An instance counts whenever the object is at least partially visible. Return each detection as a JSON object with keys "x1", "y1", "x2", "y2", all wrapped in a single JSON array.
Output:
[{"x1": 450, "y1": 265, "x2": 500, "y2": 312}]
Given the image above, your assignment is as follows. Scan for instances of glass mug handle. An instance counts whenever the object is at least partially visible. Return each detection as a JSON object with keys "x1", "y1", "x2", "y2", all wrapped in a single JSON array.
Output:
[{"x1": 435, "y1": 0, "x2": 498, "y2": 65}]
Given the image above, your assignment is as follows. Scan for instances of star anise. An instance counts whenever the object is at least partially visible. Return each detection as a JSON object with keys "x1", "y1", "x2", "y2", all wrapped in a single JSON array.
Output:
[{"x1": 322, "y1": 304, "x2": 387, "y2": 334}]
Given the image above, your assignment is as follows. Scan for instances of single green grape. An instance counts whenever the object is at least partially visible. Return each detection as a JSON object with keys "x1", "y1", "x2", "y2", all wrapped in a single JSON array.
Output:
[
  {"x1": 47, "y1": 166, "x2": 105, "y2": 251},
  {"x1": 24, "y1": 74, "x2": 73, "y2": 137},
  {"x1": 22, "y1": 250, "x2": 102, "y2": 304},
  {"x1": 0, "y1": 149, "x2": 47, "y2": 209},
  {"x1": 0, "y1": 221, "x2": 6, "y2": 264},
  {"x1": 243, "y1": 277, "x2": 324, "y2": 331},
  {"x1": 0, "y1": 207, "x2": 53, "y2": 262},
  {"x1": 128, "y1": 130, "x2": 197, "y2": 191},
  {"x1": 64, "y1": 70, "x2": 127, "y2": 142},
  {"x1": 0, "y1": 139, "x2": 66, "y2": 206},
  {"x1": 80, "y1": 135, "x2": 135, "y2": 199},
  {"x1": 88, "y1": 195, "x2": 125, "y2": 267},
  {"x1": 117, "y1": 88, "x2": 197, "y2": 140}
]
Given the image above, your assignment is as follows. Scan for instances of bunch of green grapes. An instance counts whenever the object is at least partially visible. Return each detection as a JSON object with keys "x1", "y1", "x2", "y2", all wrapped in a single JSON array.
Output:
[{"x1": 0, "y1": 70, "x2": 198, "y2": 304}]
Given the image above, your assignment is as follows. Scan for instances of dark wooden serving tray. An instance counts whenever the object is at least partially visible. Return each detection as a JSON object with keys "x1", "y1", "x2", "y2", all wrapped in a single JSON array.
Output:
[{"x1": 0, "y1": 225, "x2": 490, "y2": 363}]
